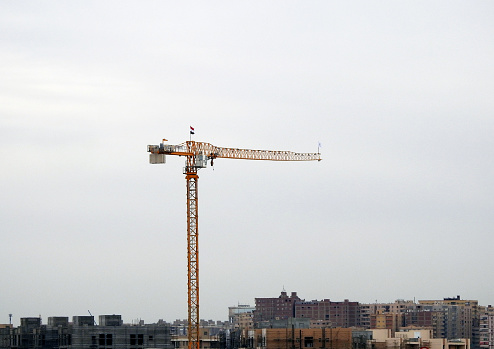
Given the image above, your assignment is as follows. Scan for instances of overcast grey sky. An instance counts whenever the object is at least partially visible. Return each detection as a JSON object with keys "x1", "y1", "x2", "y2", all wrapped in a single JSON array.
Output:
[{"x1": 1, "y1": 1, "x2": 494, "y2": 326}]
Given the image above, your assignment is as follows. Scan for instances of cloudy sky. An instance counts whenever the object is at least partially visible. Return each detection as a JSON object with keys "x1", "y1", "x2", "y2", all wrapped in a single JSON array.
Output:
[{"x1": 1, "y1": 1, "x2": 494, "y2": 326}]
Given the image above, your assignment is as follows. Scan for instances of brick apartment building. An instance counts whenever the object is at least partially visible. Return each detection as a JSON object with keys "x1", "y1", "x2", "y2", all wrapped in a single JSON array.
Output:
[
  {"x1": 254, "y1": 291, "x2": 360, "y2": 329},
  {"x1": 254, "y1": 291, "x2": 301, "y2": 324},
  {"x1": 295, "y1": 299, "x2": 360, "y2": 328}
]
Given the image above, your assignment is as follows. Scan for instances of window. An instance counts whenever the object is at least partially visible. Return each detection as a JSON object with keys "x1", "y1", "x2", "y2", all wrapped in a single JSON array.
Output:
[
  {"x1": 304, "y1": 337, "x2": 314, "y2": 347},
  {"x1": 99, "y1": 334, "x2": 112, "y2": 347}
]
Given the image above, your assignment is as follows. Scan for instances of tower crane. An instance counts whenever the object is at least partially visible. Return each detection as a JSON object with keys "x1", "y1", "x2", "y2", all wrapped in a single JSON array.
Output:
[{"x1": 147, "y1": 138, "x2": 321, "y2": 349}]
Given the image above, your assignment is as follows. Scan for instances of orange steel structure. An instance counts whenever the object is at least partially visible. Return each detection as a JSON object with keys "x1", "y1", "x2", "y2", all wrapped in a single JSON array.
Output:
[{"x1": 147, "y1": 139, "x2": 321, "y2": 349}]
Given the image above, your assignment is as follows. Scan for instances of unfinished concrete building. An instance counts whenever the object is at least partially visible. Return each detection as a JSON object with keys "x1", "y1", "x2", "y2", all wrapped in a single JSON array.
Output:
[{"x1": 1, "y1": 315, "x2": 172, "y2": 349}]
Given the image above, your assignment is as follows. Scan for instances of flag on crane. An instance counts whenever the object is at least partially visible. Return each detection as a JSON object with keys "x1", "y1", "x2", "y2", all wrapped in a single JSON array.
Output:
[{"x1": 190, "y1": 126, "x2": 195, "y2": 135}]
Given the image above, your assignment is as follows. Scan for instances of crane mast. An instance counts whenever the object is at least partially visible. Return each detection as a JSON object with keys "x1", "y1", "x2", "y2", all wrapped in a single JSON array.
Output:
[{"x1": 148, "y1": 139, "x2": 321, "y2": 349}]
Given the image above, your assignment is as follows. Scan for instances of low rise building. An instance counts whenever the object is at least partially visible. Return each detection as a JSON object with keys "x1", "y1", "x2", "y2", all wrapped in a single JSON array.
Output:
[
  {"x1": 370, "y1": 328, "x2": 470, "y2": 349},
  {"x1": 0, "y1": 325, "x2": 13, "y2": 349},
  {"x1": 254, "y1": 327, "x2": 353, "y2": 349},
  {"x1": 2, "y1": 315, "x2": 172, "y2": 349},
  {"x1": 228, "y1": 305, "x2": 254, "y2": 330}
]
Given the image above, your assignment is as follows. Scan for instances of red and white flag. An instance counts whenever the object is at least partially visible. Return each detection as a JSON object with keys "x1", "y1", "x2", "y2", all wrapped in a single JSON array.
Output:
[{"x1": 190, "y1": 126, "x2": 195, "y2": 134}]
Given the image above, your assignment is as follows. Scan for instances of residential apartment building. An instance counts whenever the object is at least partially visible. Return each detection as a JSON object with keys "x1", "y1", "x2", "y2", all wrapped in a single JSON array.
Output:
[
  {"x1": 418, "y1": 296, "x2": 479, "y2": 346},
  {"x1": 228, "y1": 305, "x2": 254, "y2": 330},
  {"x1": 360, "y1": 300, "x2": 413, "y2": 329},
  {"x1": 403, "y1": 304, "x2": 444, "y2": 338},
  {"x1": 254, "y1": 291, "x2": 301, "y2": 325},
  {"x1": 295, "y1": 299, "x2": 360, "y2": 328},
  {"x1": 254, "y1": 291, "x2": 359, "y2": 328},
  {"x1": 479, "y1": 305, "x2": 494, "y2": 349},
  {"x1": 488, "y1": 315, "x2": 494, "y2": 349},
  {"x1": 359, "y1": 296, "x2": 480, "y2": 347},
  {"x1": 370, "y1": 311, "x2": 400, "y2": 335}
]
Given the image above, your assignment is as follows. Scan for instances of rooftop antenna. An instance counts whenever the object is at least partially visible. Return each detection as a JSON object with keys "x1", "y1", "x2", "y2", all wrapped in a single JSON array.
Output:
[
  {"x1": 88, "y1": 310, "x2": 97, "y2": 325},
  {"x1": 9, "y1": 314, "x2": 12, "y2": 325}
]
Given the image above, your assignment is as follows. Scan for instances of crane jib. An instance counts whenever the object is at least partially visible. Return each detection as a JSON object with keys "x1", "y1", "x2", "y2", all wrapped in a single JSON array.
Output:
[{"x1": 147, "y1": 141, "x2": 322, "y2": 162}]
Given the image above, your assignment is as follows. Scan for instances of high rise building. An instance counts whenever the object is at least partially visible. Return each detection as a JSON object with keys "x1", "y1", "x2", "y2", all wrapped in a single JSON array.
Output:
[
  {"x1": 478, "y1": 305, "x2": 494, "y2": 349},
  {"x1": 418, "y1": 296, "x2": 479, "y2": 347}
]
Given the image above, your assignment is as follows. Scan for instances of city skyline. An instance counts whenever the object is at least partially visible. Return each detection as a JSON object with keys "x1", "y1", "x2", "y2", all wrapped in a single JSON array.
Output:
[
  {"x1": 2, "y1": 2, "x2": 494, "y2": 326},
  {"x1": 3, "y1": 291, "x2": 492, "y2": 328}
]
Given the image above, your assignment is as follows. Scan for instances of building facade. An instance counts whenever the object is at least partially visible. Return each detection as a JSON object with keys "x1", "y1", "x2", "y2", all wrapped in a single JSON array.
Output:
[
  {"x1": 370, "y1": 311, "x2": 400, "y2": 335},
  {"x1": 370, "y1": 328, "x2": 470, "y2": 349},
  {"x1": 418, "y1": 296, "x2": 479, "y2": 345},
  {"x1": 228, "y1": 305, "x2": 254, "y2": 330},
  {"x1": 253, "y1": 327, "x2": 353, "y2": 349},
  {"x1": 295, "y1": 299, "x2": 360, "y2": 328},
  {"x1": 254, "y1": 291, "x2": 301, "y2": 325},
  {"x1": 254, "y1": 291, "x2": 359, "y2": 329},
  {"x1": 360, "y1": 300, "x2": 414, "y2": 329},
  {"x1": 478, "y1": 305, "x2": 494, "y2": 349},
  {"x1": 0, "y1": 315, "x2": 172, "y2": 349}
]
